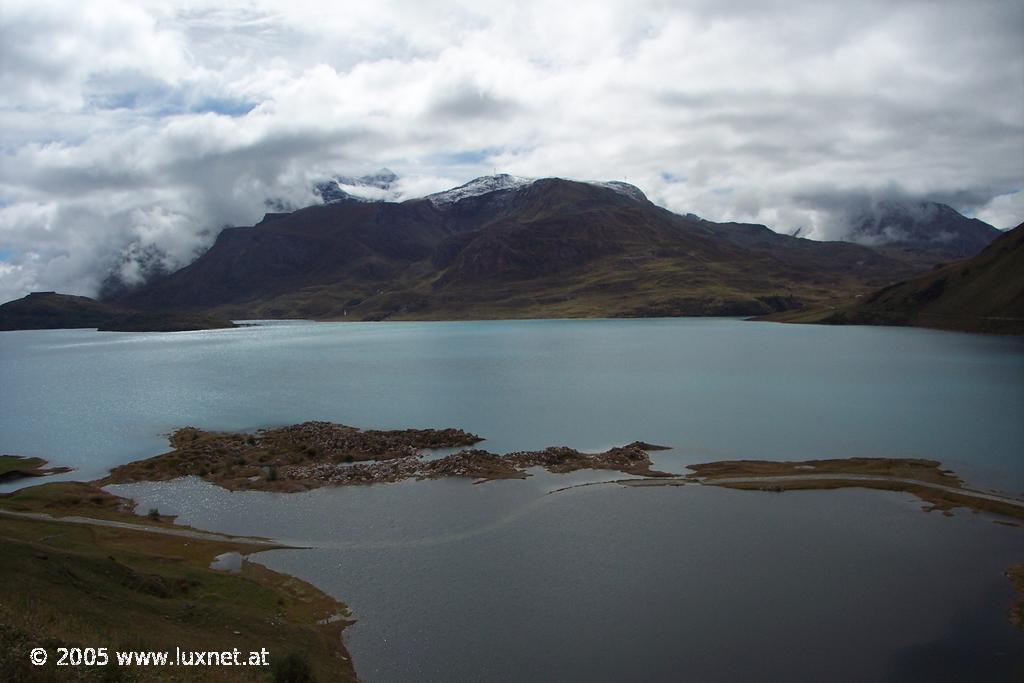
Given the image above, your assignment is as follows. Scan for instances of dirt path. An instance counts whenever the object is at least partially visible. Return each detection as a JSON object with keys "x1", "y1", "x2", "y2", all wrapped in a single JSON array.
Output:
[{"x1": 0, "y1": 508, "x2": 299, "y2": 547}]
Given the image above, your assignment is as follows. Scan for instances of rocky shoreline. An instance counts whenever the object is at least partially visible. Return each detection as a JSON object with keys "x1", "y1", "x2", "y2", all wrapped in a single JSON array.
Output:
[{"x1": 287, "y1": 443, "x2": 673, "y2": 486}]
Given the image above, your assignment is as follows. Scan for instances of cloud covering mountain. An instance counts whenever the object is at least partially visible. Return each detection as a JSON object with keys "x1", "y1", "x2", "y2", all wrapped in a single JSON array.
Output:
[{"x1": 0, "y1": 0, "x2": 1022, "y2": 301}]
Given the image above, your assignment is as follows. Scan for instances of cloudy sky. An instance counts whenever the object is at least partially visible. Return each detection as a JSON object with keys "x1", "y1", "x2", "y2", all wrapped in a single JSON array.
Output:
[{"x1": 1, "y1": 0, "x2": 1022, "y2": 301}]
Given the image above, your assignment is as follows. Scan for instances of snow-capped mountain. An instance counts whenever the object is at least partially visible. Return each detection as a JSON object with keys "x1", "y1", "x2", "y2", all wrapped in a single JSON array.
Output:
[
  {"x1": 424, "y1": 174, "x2": 648, "y2": 207},
  {"x1": 585, "y1": 181, "x2": 649, "y2": 203},
  {"x1": 312, "y1": 169, "x2": 649, "y2": 208},
  {"x1": 425, "y1": 174, "x2": 536, "y2": 206},
  {"x1": 348, "y1": 168, "x2": 399, "y2": 189},
  {"x1": 315, "y1": 168, "x2": 401, "y2": 204}
]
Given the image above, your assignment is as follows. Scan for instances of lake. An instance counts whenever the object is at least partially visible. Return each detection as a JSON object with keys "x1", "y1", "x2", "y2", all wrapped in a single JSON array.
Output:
[{"x1": 2, "y1": 318, "x2": 1023, "y2": 680}]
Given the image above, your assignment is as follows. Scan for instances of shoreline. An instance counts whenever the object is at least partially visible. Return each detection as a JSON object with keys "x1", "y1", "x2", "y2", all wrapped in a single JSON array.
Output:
[
  {"x1": 5, "y1": 313, "x2": 1022, "y2": 338},
  {"x1": 548, "y1": 472, "x2": 1024, "y2": 518},
  {"x1": 0, "y1": 484, "x2": 357, "y2": 681},
  {"x1": 3, "y1": 421, "x2": 1022, "y2": 681}
]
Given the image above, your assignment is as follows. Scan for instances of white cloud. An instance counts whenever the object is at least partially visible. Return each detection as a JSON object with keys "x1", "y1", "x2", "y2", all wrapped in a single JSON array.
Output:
[
  {"x1": 977, "y1": 191, "x2": 1024, "y2": 231},
  {"x1": 0, "y1": 0, "x2": 1022, "y2": 300}
]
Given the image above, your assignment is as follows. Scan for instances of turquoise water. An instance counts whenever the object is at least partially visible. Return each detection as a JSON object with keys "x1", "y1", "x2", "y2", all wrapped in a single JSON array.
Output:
[
  {"x1": 4, "y1": 319, "x2": 1024, "y2": 681},
  {"x1": 2, "y1": 318, "x2": 1023, "y2": 491}
]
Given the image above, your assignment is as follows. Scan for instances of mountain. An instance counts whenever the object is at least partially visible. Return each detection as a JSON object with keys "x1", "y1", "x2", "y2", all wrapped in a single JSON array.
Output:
[
  {"x1": 314, "y1": 168, "x2": 400, "y2": 204},
  {"x1": 844, "y1": 199, "x2": 1001, "y2": 260},
  {"x1": 97, "y1": 242, "x2": 176, "y2": 300},
  {"x1": 425, "y1": 174, "x2": 535, "y2": 206},
  {"x1": 423, "y1": 174, "x2": 647, "y2": 207},
  {"x1": 0, "y1": 292, "x2": 237, "y2": 332},
  {"x1": 761, "y1": 223, "x2": 1024, "y2": 334},
  {"x1": 0, "y1": 292, "x2": 125, "y2": 330},
  {"x1": 109, "y1": 176, "x2": 926, "y2": 321}
]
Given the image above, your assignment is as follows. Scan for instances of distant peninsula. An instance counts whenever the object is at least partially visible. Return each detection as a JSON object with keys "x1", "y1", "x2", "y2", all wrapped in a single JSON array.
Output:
[{"x1": 0, "y1": 291, "x2": 238, "y2": 332}]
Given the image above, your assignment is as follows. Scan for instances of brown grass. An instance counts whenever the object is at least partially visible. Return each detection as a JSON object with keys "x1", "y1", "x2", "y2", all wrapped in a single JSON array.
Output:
[
  {"x1": 710, "y1": 479, "x2": 1024, "y2": 519},
  {"x1": 685, "y1": 457, "x2": 963, "y2": 487}
]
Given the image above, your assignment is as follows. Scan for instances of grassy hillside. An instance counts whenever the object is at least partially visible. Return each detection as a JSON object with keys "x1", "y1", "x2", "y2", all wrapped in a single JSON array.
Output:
[
  {"x1": 761, "y1": 223, "x2": 1024, "y2": 334},
  {"x1": 0, "y1": 483, "x2": 355, "y2": 681}
]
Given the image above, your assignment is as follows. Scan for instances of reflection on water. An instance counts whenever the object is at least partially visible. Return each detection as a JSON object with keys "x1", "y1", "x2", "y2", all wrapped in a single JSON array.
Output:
[
  {"x1": 111, "y1": 473, "x2": 1024, "y2": 683},
  {"x1": 209, "y1": 551, "x2": 243, "y2": 573}
]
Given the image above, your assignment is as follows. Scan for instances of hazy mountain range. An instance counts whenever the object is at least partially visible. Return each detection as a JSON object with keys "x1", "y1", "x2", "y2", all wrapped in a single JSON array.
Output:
[
  {"x1": 846, "y1": 199, "x2": 1001, "y2": 259},
  {"x1": 2, "y1": 173, "x2": 1015, "y2": 332}
]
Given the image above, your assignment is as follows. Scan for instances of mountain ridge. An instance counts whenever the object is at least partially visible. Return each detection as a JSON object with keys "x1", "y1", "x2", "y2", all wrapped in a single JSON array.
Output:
[
  {"x1": 107, "y1": 176, "x2": 933, "y2": 320},
  {"x1": 4, "y1": 175, "x2": 1010, "y2": 326}
]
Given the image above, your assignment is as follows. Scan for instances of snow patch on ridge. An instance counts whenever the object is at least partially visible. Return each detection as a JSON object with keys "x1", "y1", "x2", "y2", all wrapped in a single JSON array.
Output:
[
  {"x1": 426, "y1": 174, "x2": 536, "y2": 207},
  {"x1": 588, "y1": 181, "x2": 648, "y2": 203},
  {"x1": 425, "y1": 174, "x2": 648, "y2": 207}
]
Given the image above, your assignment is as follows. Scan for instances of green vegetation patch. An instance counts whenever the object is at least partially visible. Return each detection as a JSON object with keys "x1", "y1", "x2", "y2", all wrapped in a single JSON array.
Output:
[
  {"x1": 0, "y1": 511, "x2": 354, "y2": 681},
  {"x1": 0, "y1": 456, "x2": 47, "y2": 477}
]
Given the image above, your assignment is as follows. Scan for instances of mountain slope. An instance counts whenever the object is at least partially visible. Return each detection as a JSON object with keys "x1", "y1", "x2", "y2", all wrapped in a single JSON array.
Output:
[
  {"x1": 109, "y1": 176, "x2": 925, "y2": 321},
  {"x1": 115, "y1": 200, "x2": 449, "y2": 315},
  {"x1": 762, "y1": 223, "x2": 1024, "y2": 334},
  {"x1": 845, "y1": 200, "x2": 1001, "y2": 259}
]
